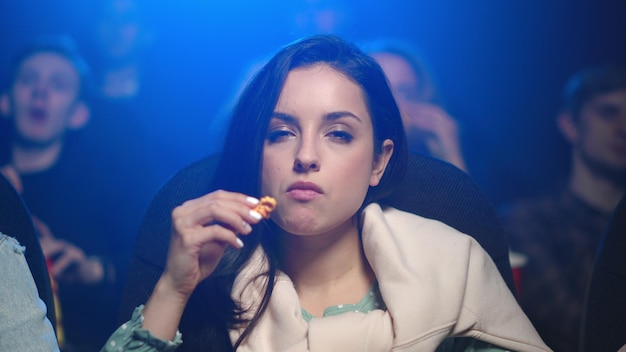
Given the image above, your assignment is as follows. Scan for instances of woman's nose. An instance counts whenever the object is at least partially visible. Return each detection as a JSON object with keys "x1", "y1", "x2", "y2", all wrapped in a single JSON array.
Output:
[
  {"x1": 293, "y1": 137, "x2": 320, "y2": 172},
  {"x1": 294, "y1": 158, "x2": 320, "y2": 172}
]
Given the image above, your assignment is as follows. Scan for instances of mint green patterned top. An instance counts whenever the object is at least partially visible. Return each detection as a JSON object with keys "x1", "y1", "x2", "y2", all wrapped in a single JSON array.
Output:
[
  {"x1": 102, "y1": 282, "x2": 508, "y2": 351},
  {"x1": 301, "y1": 281, "x2": 386, "y2": 322}
]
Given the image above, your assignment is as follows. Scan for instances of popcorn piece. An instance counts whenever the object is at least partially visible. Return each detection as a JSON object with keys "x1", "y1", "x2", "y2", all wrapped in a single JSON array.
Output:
[{"x1": 254, "y1": 196, "x2": 277, "y2": 219}]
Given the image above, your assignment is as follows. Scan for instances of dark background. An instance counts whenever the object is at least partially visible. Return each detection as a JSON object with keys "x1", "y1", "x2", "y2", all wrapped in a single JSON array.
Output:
[{"x1": 1, "y1": 0, "x2": 625, "y2": 206}]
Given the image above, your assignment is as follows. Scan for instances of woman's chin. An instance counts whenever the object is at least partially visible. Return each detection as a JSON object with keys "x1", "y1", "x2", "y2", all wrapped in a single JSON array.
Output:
[{"x1": 276, "y1": 214, "x2": 321, "y2": 237}]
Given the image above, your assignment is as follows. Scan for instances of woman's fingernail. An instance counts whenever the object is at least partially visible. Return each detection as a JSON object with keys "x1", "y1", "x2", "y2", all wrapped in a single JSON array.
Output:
[
  {"x1": 246, "y1": 197, "x2": 259, "y2": 205},
  {"x1": 236, "y1": 238, "x2": 244, "y2": 248},
  {"x1": 249, "y1": 210, "x2": 263, "y2": 221},
  {"x1": 242, "y1": 221, "x2": 252, "y2": 232}
]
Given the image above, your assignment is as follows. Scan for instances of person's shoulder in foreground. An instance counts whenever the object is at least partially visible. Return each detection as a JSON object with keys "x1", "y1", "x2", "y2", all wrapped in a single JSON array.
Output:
[{"x1": 0, "y1": 233, "x2": 59, "y2": 352}]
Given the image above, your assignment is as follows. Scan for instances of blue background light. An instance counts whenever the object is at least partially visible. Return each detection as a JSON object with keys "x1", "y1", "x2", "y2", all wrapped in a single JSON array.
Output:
[{"x1": 1, "y1": 0, "x2": 624, "y2": 204}]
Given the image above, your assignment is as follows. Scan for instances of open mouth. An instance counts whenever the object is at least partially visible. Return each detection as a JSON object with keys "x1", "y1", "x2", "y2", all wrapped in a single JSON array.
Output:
[{"x1": 29, "y1": 107, "x2": 48, "y2": 122}]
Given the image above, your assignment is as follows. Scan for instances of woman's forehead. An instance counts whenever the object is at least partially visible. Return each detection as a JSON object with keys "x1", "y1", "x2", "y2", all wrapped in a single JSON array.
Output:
[{"x1": 276, "y1": 64, "x2": 369, "y2": 120}]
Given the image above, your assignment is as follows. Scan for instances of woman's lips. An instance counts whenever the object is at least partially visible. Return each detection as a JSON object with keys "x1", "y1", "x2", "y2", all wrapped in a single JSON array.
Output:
[{"x1": 287, "y1": 181, "x2": 323, "y2": 201}]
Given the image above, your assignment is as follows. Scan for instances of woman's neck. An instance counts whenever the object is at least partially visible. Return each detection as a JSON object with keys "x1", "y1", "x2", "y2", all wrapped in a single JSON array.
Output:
[{"x1": 280, "y1": 218, "x2": 374, "y2": 316}]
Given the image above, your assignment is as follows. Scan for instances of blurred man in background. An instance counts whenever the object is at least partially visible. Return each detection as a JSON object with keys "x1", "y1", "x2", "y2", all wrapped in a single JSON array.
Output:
[{"x1": 499, "y1": 64, "x2": 626, "y2": 352}]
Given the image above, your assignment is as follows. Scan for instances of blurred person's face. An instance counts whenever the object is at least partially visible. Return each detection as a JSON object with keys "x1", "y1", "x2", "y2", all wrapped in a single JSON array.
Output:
[
  {"x1": 372, "y1": 52, "x2": 433, "y2": 153},
  {"x1": 291, "y1": 0, "x2": 349, "y2": 35},
  {"x1": 567, "y1": 89, "x2": 626, "y2": 180},
  {"x1": 371, "y1": 53, "x2": 421, "y2": 128},
  {"x1": 96, "y1": 0, "x2": 148, "y2": 62},
  {"x1": 2, "y1": 53, "x2": 87, "y2": 147},
  {"x1": 261, "y1": 64, "x2": 393, "y2": 237},
  {"x1": 371, "y1": 53, "x2": 420, "y2": 100}
]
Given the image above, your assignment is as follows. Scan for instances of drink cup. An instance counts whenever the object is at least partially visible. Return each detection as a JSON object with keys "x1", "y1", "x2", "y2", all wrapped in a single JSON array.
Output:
[{"x1": 509, "y1": 251, "x2": 528, "y2": 298}]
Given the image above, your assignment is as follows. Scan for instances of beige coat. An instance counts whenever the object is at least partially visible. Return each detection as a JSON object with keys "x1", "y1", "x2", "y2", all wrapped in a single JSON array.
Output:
[{"x1": 230, "y1": 203, "x2": 551, "y2": 351}]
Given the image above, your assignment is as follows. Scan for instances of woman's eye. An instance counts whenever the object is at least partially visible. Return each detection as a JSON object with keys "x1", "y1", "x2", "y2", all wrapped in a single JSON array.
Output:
[
  {"x1": 267, "y1": 129, "x2": 294, "y2": 143},
  {"x1": 327, "y1": 130, "x2": 353, "y2": 143}
]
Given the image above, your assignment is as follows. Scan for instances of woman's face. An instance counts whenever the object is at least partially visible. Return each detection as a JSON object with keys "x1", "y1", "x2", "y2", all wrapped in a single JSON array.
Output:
[{"x1": 261, "y1": 63, "x2": 393, "y2": 236}]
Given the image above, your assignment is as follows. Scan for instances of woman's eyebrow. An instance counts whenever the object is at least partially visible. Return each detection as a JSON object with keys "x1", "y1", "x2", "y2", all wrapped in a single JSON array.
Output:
[
  {"x1": 271, "y1": 112, "x2": 297, "y2": 123},
  {"x1": 325, "y1": 111, "x2": 362, "y2": 123},
  {"x1": 271, "y1": 111, "x2": 363, "y2": 123}
]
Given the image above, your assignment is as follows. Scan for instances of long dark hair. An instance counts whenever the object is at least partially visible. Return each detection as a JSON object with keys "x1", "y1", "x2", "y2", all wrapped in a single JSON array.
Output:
[{"x1": 178, "y1": 34, "x2": 408, "y2": 351}]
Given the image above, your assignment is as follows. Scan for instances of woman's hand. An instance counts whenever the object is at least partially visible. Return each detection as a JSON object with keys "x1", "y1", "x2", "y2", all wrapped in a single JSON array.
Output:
[
  {"x1": 142, "y1": 190, "x2": 263, "y2": 340},
  {"x1": 162, "y1": 190, "x2": 263, "y2": 299}
]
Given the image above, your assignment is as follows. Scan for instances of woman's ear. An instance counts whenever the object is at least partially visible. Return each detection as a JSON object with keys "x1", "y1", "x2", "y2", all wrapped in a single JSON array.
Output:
[
  {"x1": 556, "y1": 110, "x2": 578, "y2": 144},
  {"x1": 66, "y1": 102, "x2": 90, "y2": 130},
  {"x1": 370, "y1": 139, "x2": 394, "y2": 187}
]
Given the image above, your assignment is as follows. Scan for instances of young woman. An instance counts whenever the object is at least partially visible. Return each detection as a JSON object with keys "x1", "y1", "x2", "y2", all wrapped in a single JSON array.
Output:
[{"x1": 103, "y1": 35, "x2": 549, "y2": 351}]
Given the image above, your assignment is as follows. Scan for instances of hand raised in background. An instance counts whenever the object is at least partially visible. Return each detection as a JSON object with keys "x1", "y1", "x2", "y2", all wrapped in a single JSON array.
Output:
[
  {"x1": 400, "y1": 101, "x2": 467, "y2": 172},
  {"x1": 35, "y1": 216, "x2": 105, "y2": 284}
]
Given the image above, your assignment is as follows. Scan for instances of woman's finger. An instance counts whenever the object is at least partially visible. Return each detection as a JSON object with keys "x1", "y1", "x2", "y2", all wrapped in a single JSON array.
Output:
[{"x1": 173, "y1": 191, "x2": 262, "y2": 235}]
